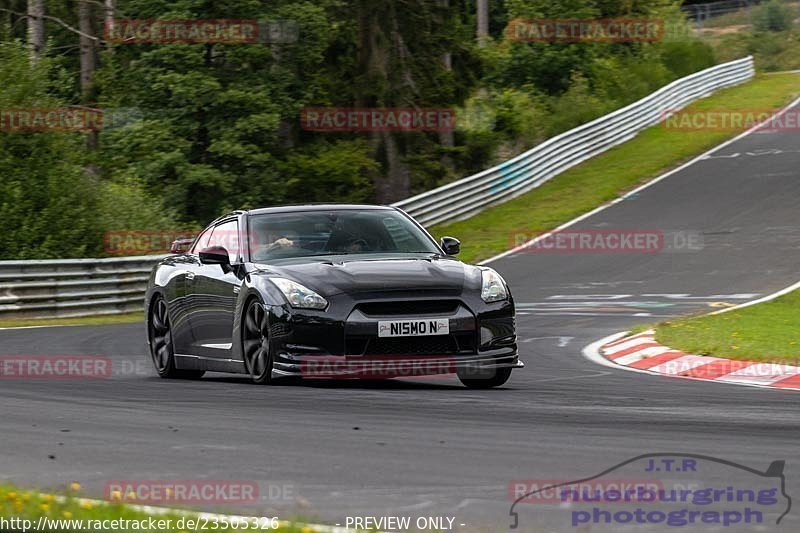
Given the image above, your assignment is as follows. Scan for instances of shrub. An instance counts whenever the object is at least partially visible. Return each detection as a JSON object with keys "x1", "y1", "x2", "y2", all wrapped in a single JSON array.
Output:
[{"x1": 753, "y1": 0, "x2": 796, "y2": 32}]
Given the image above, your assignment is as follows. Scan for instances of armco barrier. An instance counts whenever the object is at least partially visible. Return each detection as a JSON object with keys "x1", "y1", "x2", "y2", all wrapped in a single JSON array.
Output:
[
  {"x1": 0, "y1": 255, "x2": 165, "y2": 320},
  {"x1": 393, "y1": 56, "x2": 754, "y2": 226},
  {"x1": 0, "y1": 57, "x2": 755, "y2": 319}
]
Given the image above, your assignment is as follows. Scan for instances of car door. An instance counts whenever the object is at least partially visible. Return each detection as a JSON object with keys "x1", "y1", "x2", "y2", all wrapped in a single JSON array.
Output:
[
  {"x1": 190, "y1": 218, "x2": 244, "y2": 358},
  {"x1": 164, "y1": 254, "x2": 198, "y2": 355},
  {"x1": 168, "y1": 227, "x2": 212, "y2": 355}
]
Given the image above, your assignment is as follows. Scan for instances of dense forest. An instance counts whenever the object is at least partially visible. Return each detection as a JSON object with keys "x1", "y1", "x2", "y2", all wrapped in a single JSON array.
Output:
[{"x1": 0, "y1": 0, "x2": 719, "y2": 259}]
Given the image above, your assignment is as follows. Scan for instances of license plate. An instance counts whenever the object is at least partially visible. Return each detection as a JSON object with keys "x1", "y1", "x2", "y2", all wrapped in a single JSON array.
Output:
[{"x1": 377, "y1": 318, "x2": 450, "y2": 337}]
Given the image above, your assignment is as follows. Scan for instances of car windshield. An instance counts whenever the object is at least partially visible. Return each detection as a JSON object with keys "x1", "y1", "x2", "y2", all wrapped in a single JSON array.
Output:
[{"x1": 248, "y1": 209, "x2": 441, "y2": 261}]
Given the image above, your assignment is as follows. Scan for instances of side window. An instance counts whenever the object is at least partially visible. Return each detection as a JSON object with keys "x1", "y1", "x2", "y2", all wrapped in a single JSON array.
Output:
[
  {"x1": 190, "y1": 226, "x2": 213, "y2": 254},
  {"x1": 209, "y1": 220, "x2": 240, "y2": 263}
]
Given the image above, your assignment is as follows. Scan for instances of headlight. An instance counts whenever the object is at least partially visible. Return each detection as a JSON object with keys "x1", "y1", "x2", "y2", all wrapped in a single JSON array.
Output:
[
  {"x1": 270, "y1": 277, "x2": 328, "y2": 310},
  {"x1": 480, "y1": 268, "x2": 508, "y2": 303}
]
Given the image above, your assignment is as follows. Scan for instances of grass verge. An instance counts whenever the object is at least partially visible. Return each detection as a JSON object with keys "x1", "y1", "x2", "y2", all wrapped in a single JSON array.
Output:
[
  {"x1": 0, "y1": 484, "x2": 313, "y2": 533},
  {"x1": 652, "y1": 289, "x2": 800, "y2": 366},
  {"x1": 430, "y1": 72, "x2": 800, "y2": 264},
  {"x1": 0, "y1": 312, "x2": 143, "y2": 329}
]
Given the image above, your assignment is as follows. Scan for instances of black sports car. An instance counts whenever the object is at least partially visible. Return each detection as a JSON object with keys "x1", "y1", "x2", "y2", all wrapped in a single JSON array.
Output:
[{"x1": 145, "y1": 204, "x2": 521, "y2": 388}]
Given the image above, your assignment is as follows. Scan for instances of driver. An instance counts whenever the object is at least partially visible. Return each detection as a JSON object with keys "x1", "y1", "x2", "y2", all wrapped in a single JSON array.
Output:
[
  {"x1": 266, "y1": 236, "x2": 295, "y2": 250},
  {"x1": 251, "y1": 230, "x2": 299, "y2": 258},
  {"x1": 326, "y1": 218, "x2": 372, "y2": 253}
]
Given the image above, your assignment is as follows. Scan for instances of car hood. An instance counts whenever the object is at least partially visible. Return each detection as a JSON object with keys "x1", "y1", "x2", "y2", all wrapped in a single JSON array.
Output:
[{"x1": 251, "y1": 255, "x2": 475, "y2": 297}]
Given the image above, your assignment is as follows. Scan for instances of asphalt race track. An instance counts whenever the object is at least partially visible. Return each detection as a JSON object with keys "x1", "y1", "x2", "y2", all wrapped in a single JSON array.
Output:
[{"x1": 2, "y1": 109, "x2": 800, "y2": 532}]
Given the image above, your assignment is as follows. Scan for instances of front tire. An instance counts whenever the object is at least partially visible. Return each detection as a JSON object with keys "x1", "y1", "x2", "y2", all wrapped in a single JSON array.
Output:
[
  {"x1": 457, "y1": 366, "x2": 512, "y2": 389},
  {"x1": 242, "y1": 298, "x2": 276, "y2": 384},
  {"x1": 148, "y1": 295, "x2": 205, "y2": 379}
]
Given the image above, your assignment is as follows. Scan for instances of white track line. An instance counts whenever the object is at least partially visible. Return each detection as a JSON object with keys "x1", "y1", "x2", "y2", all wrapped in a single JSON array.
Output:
[{"x1": 709, "y1": 279, "x2": 800, "y2": 315}]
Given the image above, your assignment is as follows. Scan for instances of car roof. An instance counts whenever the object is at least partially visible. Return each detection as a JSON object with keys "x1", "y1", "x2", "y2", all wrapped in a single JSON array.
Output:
[{"x1": 245, "y1": 204, "x2": 397, "y2": 216}]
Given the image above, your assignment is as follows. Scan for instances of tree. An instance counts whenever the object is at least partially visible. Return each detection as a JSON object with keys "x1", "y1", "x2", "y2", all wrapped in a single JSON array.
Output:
[
  {"x1": 78, "y1": 0, "x2": 97, "y2": 97},
  {"x1": 477, "y1": 0, "x2": 489, "y2": 47},
  {"x1": 339, "y1": 0, "x2": 478, "y2": 201},
  {"x1": 0, "y1": 0, "x2": 722, "y2": 257},
  {"x1": 104, "y1": 0, "x2": 115, "y2": 33},
  {"x1": 26, "y1": 0, "x2": 44, "y2": 60}
]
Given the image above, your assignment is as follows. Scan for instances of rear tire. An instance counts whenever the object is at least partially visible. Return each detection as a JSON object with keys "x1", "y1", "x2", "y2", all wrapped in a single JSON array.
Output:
[
  {"x1": 457, "y1": 366, "x2": 512, "y2": 389},
  {"x1": 148, "y1": 295, "x2": 205, "y2": 380}
]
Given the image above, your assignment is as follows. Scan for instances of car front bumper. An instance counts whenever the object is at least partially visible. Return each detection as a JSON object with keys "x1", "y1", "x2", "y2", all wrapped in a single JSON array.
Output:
[{"x1": 263, "y1": 296, "x2": 519, "y2": 378}]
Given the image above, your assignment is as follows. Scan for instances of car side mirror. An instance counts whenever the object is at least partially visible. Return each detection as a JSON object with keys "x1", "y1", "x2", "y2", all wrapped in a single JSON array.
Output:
[
  {"x1": 199, "y1": 246, "x2": 230, "y2": 266},
  {"x1": 440, "y1": 236, "x2": 460, "y2": 255},
  {"x1": 169, "y1": 238, "x2": 195, "y2": 254}
]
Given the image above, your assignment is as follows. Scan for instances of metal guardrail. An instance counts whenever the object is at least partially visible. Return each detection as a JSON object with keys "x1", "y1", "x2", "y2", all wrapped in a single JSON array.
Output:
[
  {"x1": 0, "y1": 57, "x2": 755, "y2": 319},
  {"x1": 0, "y1": 255, "x2": 165, "y2": 320},
  {"x1": 393, "y1": 56, "x2": 755, "y2": 227},
  {"x1": 682, "y1": 0, "x2": 756, "y2": 23}
]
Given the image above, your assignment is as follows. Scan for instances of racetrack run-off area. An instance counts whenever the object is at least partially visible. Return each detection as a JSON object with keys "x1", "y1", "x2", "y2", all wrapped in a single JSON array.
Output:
[{"x1": 2, "y1": 101, "x2": 800, "y2": 531}]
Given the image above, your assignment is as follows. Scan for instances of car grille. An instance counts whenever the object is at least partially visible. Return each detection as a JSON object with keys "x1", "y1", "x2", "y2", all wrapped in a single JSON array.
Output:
[
  {"x1": 357, "y1": 300, "x2": 460, "y2": 316},
  {"x1": 345, "y1": 299, "x2": 475, "y2": 356},
  {"x1": 348, "y1": 332, "x2": 476, "y2": 356},
  {"x1": 365, "y1": 335, "x2": 455, "y2": 355}
]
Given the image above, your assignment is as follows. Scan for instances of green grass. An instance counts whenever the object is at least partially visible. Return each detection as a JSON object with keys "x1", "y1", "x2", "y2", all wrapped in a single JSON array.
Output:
[
  {"x1": 0, "y1": 484, "x2": 317, "y2": 533},
  {"x1": 0, "y1": 312, "x2": 143, "y2": 329},
  {"x1": 429, "y1": 72, "x2": 800, "y2": 264},
  {"x1": 653, "y1": 289, "x2": 800, "y2": 365}
]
